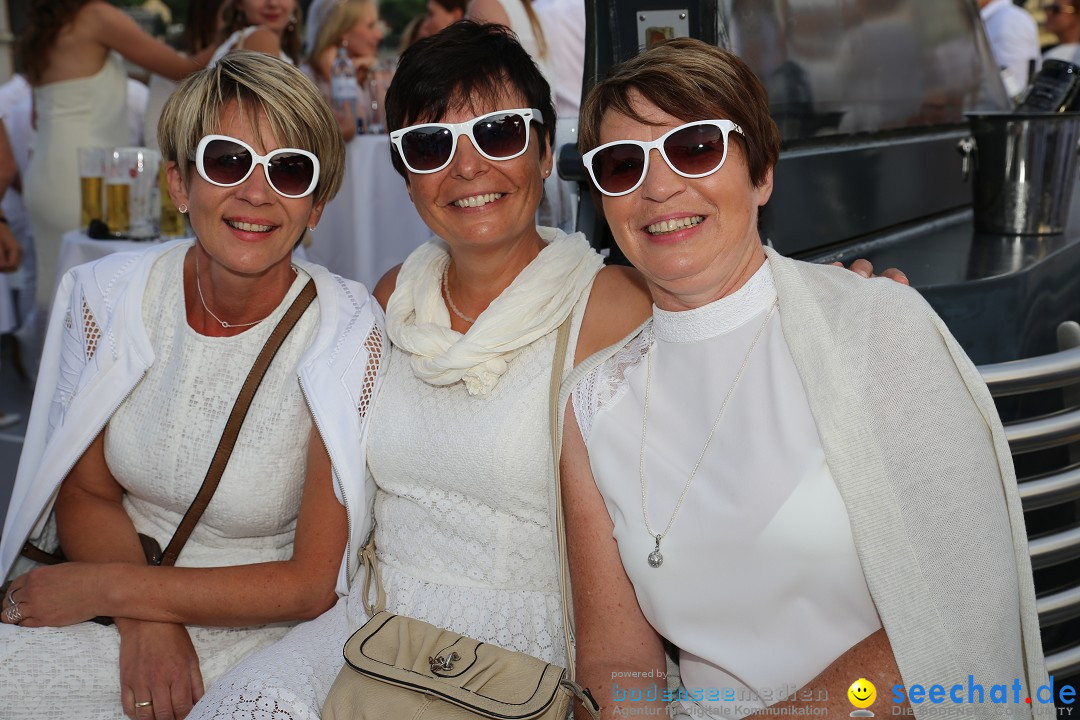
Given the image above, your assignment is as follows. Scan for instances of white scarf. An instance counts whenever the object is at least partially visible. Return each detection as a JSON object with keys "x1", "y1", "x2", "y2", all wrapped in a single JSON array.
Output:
[{"x1": 385, "y1": 227, "x2": 604, "y2": 395}]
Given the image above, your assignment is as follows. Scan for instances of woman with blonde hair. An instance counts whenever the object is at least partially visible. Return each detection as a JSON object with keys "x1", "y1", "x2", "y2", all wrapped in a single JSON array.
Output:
[{"x1": 0, "y1": 53, "x2": 383, "y2": 720}]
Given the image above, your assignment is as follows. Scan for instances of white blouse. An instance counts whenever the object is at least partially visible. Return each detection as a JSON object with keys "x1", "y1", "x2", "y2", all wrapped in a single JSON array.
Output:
[{"x1": 573, "y1": 260, "x2": 881, "y2": 718}]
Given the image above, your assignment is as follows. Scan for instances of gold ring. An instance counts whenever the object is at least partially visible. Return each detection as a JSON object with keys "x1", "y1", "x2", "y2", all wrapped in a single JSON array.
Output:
[{"x1": 134, "y1": 700, "x2": 153, "y2": 708}]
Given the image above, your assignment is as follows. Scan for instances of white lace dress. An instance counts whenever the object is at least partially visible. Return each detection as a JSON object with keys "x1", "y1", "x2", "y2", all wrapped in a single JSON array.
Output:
[
  {"x1": 190, "y1": 229, "x2": 603, "y2": 720},
  {"x1": 0, "y1": 245, "x2": 319, "y2": 719}
]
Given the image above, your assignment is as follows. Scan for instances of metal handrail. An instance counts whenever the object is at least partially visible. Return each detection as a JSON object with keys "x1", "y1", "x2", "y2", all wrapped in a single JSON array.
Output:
[
  {"x1": 1030, "y1": 526, "x2": 1080, "y2": 569},
  {"x1": 1002, "y1": 407, "x2": 1080, "y2": 454},
  {"x1": 1047, "y1": 643, "x2": 1080, "y2": 677},
  {"x1": 980, "y1": 345, "x2": 1080, "y2": 397},
  {"x1": 1019, "y1": 464, "x2": 1080, "y2": 510},
  {"x1": 1038, "y1": 584, "x2": 1080, "y2": 626}
]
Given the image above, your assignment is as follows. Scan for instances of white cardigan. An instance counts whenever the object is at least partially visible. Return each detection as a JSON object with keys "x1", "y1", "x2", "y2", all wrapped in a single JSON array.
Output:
[
  {"x1": 558, "y1": 248, "x2": 1048, "y2": 718},
  {"x1": 0, "y1": 240, "x2": 384, "y2": 597}
]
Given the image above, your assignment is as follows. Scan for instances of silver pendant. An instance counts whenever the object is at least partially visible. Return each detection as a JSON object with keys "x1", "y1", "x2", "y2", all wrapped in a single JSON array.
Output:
[{"x1": 647, "y1": 535, "x2": 663, "y2": 568}]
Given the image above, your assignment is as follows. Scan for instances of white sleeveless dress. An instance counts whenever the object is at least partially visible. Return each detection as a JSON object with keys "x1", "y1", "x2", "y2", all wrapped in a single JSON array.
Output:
[
  {"x1": 23, "y1": 53, "x2": 128, "y2": 310},
  {"x1": 0, "y1": 244, "x2": 320, "y2": 719},
  {"x1": 189, "y1": 229, "x2": 603, "y2": 720},
  {"x1": 572, "y1": 260, "x2": 882, "y2": 719}
]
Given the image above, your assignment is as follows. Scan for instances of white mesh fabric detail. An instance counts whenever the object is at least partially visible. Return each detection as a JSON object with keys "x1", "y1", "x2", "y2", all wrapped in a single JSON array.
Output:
[
  {"x1": 82, "y1": 297, "x2": 101, "y2": 361},
  {"x1": 573, "y1": 324, "x2": 652, "y2": 445},
  {"x1": 359, "y1": 324, "x2": 383, "y2": 420}
]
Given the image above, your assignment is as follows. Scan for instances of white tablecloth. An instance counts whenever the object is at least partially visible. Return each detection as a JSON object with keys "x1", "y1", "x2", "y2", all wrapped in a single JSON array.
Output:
[
  {"x1": 306, "y1": 135, "x2": 431, "y2": 290},
  {"x1": 57, "y1": 232, "x2": 171, "y2": 285}
]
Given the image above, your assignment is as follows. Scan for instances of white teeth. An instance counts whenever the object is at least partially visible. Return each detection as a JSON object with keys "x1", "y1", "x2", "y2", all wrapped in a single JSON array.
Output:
[
  {"x1": 228, "y1": 220, "x2": 273, "y2": 232},
  {"x1": 453, "y1": 193, "x2": 503, "y2": 208},
  {"x1": 647, "y1": 216, "x2": 704, "y2": 235}
]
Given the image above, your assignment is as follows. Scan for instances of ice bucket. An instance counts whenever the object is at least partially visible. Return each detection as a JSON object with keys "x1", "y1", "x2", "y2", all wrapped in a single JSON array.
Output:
[{"x1": 964, "y1": 112, "x2": 1080, "y2": 235}]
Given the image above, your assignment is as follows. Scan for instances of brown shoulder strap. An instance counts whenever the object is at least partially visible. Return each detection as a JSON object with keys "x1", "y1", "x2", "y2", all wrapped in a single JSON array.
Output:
[{"x1": 159, "y1": 278, "x2": 318, "y2": 566}]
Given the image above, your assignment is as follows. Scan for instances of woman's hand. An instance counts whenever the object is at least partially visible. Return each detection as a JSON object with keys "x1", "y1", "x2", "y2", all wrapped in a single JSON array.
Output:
[
  {"x1": 833, "y1": 258, "x2": 909, "y2": 285},
  {"x1": 118, "y1": 618, "x2": 205, "y2": 720},
  {"x1": 1, "y1": 562, "x2": 107, "y2": 627}
]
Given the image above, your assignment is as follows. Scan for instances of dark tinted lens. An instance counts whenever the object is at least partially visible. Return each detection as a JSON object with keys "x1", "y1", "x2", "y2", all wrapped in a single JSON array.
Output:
[
  {"x1": 473, "y1": 112, "x2": 529, "y2": 159},
  {"x1": 203, "y1": 139, "x2": 253, "y2": 185},
  {"x1": 401, "y1": 126, "x2": 454, "y2": 171},
  {"x1": 592, "y1": 144, "x2": 646, "y2": 194},
  {"x1": 664, "y1": 124, "x2": 727, "y2": 176},
  {"x1": 267, "y1": 152, "x2": 316, "y2": 196}
]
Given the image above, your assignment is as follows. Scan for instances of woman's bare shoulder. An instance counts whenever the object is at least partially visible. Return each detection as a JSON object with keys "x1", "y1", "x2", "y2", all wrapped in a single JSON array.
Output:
[
  {"x1": 575, "y1": 264, "x2": 652, "y2": 365},
  {"x1": 373, "y1": 264, "x2": 403, "y2": 310}
]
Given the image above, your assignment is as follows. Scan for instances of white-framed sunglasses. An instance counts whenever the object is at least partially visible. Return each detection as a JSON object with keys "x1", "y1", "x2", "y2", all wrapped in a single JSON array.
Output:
[
  {"x1": 581, "y1": 119, "x2": 744, "y2": 197},
  {"x1": 194, "y1": 134, "x2": 321, "y2": 199},
  {"x1": 389, "y1": 108, "x2": 544, "y2": 174}
]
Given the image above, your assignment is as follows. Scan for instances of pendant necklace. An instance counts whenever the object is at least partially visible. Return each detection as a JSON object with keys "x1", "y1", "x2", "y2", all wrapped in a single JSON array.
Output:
[
  {"x1": 639, "y1": 300, "x2": 777, "y2": 568},
  {"x1": 194, "y1": 252, "x2": 294, "y2": 329}
]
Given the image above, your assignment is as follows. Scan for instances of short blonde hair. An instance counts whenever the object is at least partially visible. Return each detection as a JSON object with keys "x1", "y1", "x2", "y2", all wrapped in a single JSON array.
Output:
[
  {"x1": 307, "y1": 0, "x2": 378, "y2": 74},
  {"x1": 158, "y1": 52, "x2": 345, "y2": 206},
  {"x1": 579, "y1": 38, "x2": 780, "y2": 188}
]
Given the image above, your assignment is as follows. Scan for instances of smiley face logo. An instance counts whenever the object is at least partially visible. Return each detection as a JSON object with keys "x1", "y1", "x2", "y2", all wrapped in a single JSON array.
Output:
[{"x1": 848, "y1": 678, "x2": 877, "y2": 709}]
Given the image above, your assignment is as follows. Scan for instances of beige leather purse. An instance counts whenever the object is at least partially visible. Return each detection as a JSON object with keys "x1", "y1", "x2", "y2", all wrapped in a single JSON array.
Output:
[{"x1": 322, "y1": 317, "x2": 600, "y2": 720}]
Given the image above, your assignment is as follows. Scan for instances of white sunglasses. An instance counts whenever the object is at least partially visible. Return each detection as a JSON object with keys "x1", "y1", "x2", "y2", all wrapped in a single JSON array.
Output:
[
  {"x1": 195, "y1": 134, "x2": 321, "y2": 199},
  {"x1": 389, "y1": 108, "x2": 544, "y2": 174},
  {"x1": 581, "y1": 119, "x2": 744, "y2": 197}
]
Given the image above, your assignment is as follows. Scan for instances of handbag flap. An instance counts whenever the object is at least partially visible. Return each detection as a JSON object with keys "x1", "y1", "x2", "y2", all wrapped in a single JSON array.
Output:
[{"x1": 343, "y1": 612, "x2": 567, "y2": 718}]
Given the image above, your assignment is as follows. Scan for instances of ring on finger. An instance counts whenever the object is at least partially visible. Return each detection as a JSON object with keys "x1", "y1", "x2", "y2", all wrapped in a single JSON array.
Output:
[
  {"x1": 3, "y1": 601, "x2": 23, "y2": 624},
  {"x1": 134, "y1": 700, "x2": 153, "y2": 709},
  {"x1": 4, "y1": 585, "x2": 15, "y2": 606}
]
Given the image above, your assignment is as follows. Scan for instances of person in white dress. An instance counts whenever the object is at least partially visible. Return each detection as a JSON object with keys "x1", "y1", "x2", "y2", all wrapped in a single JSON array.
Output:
[
  {"x1": 564, "y1": 38, "x2": 1048, "y2": 719},
  {"x1": 187, "y1": 21, "x2": 655, "y2": 720},
  {"x1": 212, "y1": 0, "x2": 302, "y2": 66},
  {"x1": 0, "y1": 54, "x2": 383, "y2": 720},
  {"x1": 19, "y1": 0, "x2": 214, "y2": 369}
]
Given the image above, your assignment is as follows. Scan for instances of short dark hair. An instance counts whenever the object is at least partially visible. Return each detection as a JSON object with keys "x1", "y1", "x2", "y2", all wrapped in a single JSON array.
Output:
[
  {"x1": 384, "y1": 21, "x2": 556, "y2": 179},
  {"x1": 579, "y1": 38, "x2": 780, "y2": 188}
]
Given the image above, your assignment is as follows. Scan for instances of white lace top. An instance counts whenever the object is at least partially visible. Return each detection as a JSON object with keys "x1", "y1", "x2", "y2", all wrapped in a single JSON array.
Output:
[
  {"x1": 106, "y1": 244, "x2": 319, "y2": 568},
  {"x1": 573, "y1": 260, "x2": 882, "y2": 718}
]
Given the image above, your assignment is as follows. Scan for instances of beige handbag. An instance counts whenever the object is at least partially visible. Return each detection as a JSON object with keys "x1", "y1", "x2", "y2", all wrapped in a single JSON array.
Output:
[{"x1": 322, "y1": 317, "x2": 600, "y2": 720}]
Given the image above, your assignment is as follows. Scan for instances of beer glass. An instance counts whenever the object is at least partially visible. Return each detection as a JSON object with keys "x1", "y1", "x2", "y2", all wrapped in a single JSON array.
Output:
[{"x1": 78, "y1": 147, "x2": 106, "y2": 231}]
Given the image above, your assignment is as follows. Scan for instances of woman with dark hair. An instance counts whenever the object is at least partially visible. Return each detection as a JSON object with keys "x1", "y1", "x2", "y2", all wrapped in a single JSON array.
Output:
[
  {"x1": 563, "y1": 38, "x2": 1046, "y2": 719},
  {"x1": 188, "y1": 21, "x2": 651, "y2": 720},
  {"x1": 419, "y1": 0, "x2": 468, "y2": 37},
  {"x1": 211, "y1": 0, "x2": 302, "y2": 66},
  {"x1": 20, "y1": 0, "x2": 211, "y2": 343}
]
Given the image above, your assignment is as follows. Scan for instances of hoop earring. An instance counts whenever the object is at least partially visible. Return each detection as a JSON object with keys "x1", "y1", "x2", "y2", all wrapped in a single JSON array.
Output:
[
  {"x1": 287, "y1": 11, "x2": 297, "y2": 33},
  {"x1": 178, "y1": 204, "x2": 188, "y2": 214}
]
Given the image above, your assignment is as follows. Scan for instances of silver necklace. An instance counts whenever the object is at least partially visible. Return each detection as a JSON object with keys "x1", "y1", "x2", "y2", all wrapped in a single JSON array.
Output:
[
  {"x1": 639, "y1": 300, "x2": 777, "y2": 568},
  {"x1": 194, "y1": 252, "x2": 291, "y2": 329},
  {"x1": 441, "y1": 262, "x2": 476, "y2": 324}
]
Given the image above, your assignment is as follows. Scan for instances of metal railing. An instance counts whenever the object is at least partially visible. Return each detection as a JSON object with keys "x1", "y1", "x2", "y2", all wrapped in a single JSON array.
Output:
[{"x1": 979, "y1": 321, "x2": 1080, "y2": 676}]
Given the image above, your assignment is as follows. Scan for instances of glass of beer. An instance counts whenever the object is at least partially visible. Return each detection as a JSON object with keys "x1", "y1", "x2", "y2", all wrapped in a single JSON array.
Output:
[
  {"x1": 106, "y1": 148, "x2": 136, "y2": 234},
  {"x1": 77, "y1": 147, "x2": 106, "y2": 231}
]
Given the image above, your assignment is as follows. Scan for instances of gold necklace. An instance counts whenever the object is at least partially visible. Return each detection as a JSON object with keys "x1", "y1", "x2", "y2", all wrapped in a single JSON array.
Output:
[{"x1": 639, "y1": 301, "x2": 777, "y2": 568}]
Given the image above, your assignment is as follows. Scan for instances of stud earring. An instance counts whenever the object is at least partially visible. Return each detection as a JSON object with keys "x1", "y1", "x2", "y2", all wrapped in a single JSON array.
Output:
[{"x1": 178, "y1": 204, "x2": 188, "y2": 214}]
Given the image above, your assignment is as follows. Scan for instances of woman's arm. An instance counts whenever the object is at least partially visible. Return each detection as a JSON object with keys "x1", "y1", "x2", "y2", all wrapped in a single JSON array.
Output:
[
  {"x1": 84, "y1": 3, "x2": 204, "y2": 81},
  {"x1": 562, "y1": 402, "x2": 668, "y2": 720},
  {"x1": 574, "y1": 265, "x2": 652, "y2": 365},
  {"x1": 10, "y1": 424, "x2": 346, "y2": 627}
]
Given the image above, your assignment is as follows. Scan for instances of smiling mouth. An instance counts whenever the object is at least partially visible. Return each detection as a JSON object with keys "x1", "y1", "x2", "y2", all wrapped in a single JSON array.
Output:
[
  {"x1": 647, "y1": 216, "x2": 704, "y2": 235},
  {"x1": 453, "y1": 193, "x2": 503, "y2": 208},
  {"x1": 227, "y1": 219, "x2": 274, "y2": 233}
]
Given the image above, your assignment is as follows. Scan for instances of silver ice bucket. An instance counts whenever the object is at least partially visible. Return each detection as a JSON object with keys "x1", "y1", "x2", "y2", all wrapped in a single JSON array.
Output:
[{"x1": 962, "y1": 112, "x2": 1080, "y2": 235}]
